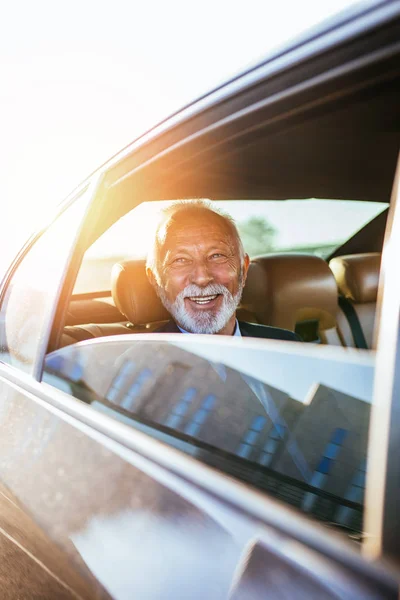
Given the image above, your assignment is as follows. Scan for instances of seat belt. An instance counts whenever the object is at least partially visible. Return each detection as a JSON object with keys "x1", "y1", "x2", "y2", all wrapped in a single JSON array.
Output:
[{"x1": 338, "y1": 296, "x2": 368, "y2": 349}]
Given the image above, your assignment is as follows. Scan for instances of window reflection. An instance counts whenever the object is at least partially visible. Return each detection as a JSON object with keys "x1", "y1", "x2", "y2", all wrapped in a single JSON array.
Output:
[
  {"x1": 165, "y1": 387, "x2": 197, "y2": 429},
  {"x1": 336, "y1": 458, "x2": 366, "y2": 527},
  {"x1": 44, "y1": 340, "x2": 372, "y2": 540},
  {"x1": 302, "y1": 428, "x2": 348, "y2": 513},
  {"x1": 258, "y1": 423, "x2": 286, "y2": 467},
  {"x1": 237, "y1": 416, "x2": 267, "y2": 459},
  {"x1": 184, "y1": 394, "x2": 217, "y2": 437},
  {"x1": 106, "y1": 361, "x2": 134, "y2": 403},
  {"x1": 121, "y1": 368, "x2": 153, "y2": 411}
]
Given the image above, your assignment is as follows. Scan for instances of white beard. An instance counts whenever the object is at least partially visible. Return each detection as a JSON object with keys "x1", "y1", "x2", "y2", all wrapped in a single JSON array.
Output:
[{"x1": 156, "y1": 281, "x2": 243, "y2": 334}]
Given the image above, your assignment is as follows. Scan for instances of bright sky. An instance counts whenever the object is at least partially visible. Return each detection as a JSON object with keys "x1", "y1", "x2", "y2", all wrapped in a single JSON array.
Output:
[{"x1": 1, "y1": 0, "x2": 361, "y2": 270}]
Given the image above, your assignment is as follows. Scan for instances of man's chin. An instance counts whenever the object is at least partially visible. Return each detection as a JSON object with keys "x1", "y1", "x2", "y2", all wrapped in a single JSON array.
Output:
[
  {"x1": 156, "y1": 283, "x2": 242, "y2": 335},
  {"x1": 178, "y1": 312, "x2": 217, "y2": 334},
  {"x1": 185, "y1": 306, "x2": 218, "y2": 322},
  {"x1": 177, "y1": 309, "x2": 232, "y2": 335}
]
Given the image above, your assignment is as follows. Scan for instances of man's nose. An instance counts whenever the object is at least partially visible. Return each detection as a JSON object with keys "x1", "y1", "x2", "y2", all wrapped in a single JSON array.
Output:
[{"x1": 189, "y1": 260, "x2": 213, "y2": 286}]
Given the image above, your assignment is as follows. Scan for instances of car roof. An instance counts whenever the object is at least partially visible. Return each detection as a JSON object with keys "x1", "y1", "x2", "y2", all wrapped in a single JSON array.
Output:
[
  {"x1": 104, "y1": 0, "x2": 392, "y2": 169},
  {"x1": 60, "y1": 0, "x2": 399, "y2": 206}
]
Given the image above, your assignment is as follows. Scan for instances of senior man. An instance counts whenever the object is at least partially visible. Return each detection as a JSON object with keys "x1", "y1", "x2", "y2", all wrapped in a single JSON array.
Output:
[{"x1": 146, "y1": 201, "x2": 300, "y2": 340}]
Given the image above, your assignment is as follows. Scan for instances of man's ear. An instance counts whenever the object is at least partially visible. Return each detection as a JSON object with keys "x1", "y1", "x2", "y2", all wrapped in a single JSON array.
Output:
[
  {"x1": 241, "y1": 253, "x2": 250, "y2": 283},
  {"x1": 146, "y1": 267, "x2": 157, "y2": 288}
]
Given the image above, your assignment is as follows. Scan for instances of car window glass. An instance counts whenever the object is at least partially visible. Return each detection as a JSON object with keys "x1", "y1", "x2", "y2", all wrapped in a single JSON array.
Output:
[
  {"x1": 73, "y1": 199, "x2": 387, "y2": 294},
  {"x1": 44, "y1": 336, "x2": 374, "y2": 543},
  {"x1": 0, "y1": 191, "x2": 91, "y2": 374}
]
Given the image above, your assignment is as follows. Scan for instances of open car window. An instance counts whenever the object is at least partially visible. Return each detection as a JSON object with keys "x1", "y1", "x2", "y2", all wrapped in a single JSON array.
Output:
[
  {"x1": 44, "y1": 335, "x2": 373, "y2": 543},
  {"x1": 73, "y1": 199, "x2": 387, "y2": 295}
]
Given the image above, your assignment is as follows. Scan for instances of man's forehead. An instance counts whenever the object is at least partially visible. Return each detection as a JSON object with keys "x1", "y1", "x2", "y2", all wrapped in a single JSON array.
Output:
[{"x1": 158, "y1": 210, "x2": 234, "y2": 248}]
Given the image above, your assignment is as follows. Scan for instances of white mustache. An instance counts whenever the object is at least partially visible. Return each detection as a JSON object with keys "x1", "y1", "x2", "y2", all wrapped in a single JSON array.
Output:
[{"x1": 178, "y1": 283, "x2": 231, "y2": 301}]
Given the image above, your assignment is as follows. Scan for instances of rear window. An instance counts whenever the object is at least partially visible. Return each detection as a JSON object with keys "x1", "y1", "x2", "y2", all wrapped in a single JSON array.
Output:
[
  {"x1": 74, "y1": 199, "x2": 387, "y2": 294},
  {"x1": 44, "y1": 335, "x2": 375, "y2": 542}
]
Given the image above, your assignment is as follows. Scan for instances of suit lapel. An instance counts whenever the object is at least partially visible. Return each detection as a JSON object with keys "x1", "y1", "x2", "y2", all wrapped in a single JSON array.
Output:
[
  {"x1": 237, "y1": 321, "x2": 250, "y2": 337},
  {"x1": 160, "y1": 320, "x2": 182, "y2": 333}
]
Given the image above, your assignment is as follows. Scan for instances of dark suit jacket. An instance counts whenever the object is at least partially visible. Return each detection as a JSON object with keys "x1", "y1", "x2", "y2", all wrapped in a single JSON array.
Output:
[{"x1": 156, "y1": 320, "x2": 302, "y2": 342}]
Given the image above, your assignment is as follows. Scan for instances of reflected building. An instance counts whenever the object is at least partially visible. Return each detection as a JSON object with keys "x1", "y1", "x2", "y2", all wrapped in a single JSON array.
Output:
[{"x1": 45, "y1": 342, "x2": 370, "y2": 535}]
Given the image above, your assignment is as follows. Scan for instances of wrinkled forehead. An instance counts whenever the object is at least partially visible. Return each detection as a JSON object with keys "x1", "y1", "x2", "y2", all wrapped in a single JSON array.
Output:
[{"x1": 157, "y1": 210, "x2": 239, "y2": 255}]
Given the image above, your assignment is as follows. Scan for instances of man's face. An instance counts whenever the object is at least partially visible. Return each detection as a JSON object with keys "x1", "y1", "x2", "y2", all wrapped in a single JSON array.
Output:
[{"x1": 148, "y1": 211, "x2": 250, "y2": 335}]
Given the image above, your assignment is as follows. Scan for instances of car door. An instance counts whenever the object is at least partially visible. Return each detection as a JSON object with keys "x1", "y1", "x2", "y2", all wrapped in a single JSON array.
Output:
[
  {"x1": 0, "y1": 183, "x2": 398, "y2": 598},
  {"x1": 1, "y1": 302, "x2": 398, "y2": 598}
]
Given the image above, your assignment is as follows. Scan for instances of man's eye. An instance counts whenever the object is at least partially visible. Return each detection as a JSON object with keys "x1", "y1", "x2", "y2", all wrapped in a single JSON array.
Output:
[
  {"x1": 172, "y1": 257, "x2": 188, "y2": 264},
  {"x1": 210, "y1": 253, "x2": 225, "y2": 259}
]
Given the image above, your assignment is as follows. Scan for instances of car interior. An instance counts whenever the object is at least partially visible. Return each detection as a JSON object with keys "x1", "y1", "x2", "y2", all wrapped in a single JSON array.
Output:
[
  {"x1": 52, "y1": 61, "x2": 399, "y2": 355},
  {"x1": 61, "y1": 245, "x2": 383, "y2": 350}
]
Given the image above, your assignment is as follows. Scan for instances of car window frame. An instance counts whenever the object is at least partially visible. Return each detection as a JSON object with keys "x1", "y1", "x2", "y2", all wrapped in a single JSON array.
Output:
[
  {"x1": 0, "y1": 176, "x2": 103, "y2": 379},
  {"x1": 47, "y1": 165, "x2": 400, "y2": 570},
  {"x1": 45, "y1": 0, "x2": 400, "y2": 349},
  {"x1": 364, "y1": 152, "x2": 400, "y2": 565}
]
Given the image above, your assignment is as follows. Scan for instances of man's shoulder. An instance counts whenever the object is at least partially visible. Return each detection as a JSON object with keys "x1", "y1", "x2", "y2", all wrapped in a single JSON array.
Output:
[
  {"x1": 154, "y1": 320, "x2": 179, "y2": 333},
  {"x1": 238, "y1": 321, "x2": 302, "y2": 342},
  {"x1": 154, "y1": 320, "x2": 302, "y2": 341}
]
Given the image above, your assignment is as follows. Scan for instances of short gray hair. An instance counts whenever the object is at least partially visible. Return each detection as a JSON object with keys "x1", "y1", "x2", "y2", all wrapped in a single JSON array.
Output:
[{"x1": 146, "y1": 199, "x2": 245, "y2": 281}]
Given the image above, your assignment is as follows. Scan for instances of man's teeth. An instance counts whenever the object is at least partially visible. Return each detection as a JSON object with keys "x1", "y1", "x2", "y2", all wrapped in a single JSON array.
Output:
[{"x1": 188, "y1": 295, "x2": 218, "y2": 304}]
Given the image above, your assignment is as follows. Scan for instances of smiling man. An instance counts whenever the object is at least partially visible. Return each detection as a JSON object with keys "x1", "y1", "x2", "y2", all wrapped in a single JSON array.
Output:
[{"x1": 146, "y1": 200, "x2": 300, "y2": 340}]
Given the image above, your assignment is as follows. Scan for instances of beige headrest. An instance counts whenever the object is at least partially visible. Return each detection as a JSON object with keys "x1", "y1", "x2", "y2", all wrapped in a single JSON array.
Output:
[
  {"x1": 329, "y1": 253, "x2": 381, "y2": 303},
  {"x1": 111, "y1": 260, "x2": 170, "y2": 324},
  {"x1": 241, "y1": 254, "x2": 338, "y2": 331}
]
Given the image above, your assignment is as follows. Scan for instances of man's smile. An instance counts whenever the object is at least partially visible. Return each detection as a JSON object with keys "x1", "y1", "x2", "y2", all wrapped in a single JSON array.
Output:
[{"x1": 185, "y1": 294, "x2": 221, "y2": 308}]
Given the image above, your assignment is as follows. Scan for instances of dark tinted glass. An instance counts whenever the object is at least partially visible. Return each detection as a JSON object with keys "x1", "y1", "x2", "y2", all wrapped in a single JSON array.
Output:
[{"x1": 44, "y1": 336, "x2": 373, "y2": 541}]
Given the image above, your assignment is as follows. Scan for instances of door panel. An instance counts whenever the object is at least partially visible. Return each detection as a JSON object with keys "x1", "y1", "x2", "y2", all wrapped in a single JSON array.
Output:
[
  {"x1": 0, "y1": 483, "x2": 98, "y2": 599},
  {"x1": 0, "y1": 374, "x2": 245, "y2": 599},
  {"x1": 230, "y1": 536, "x2": 393, "y2": 600}
]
